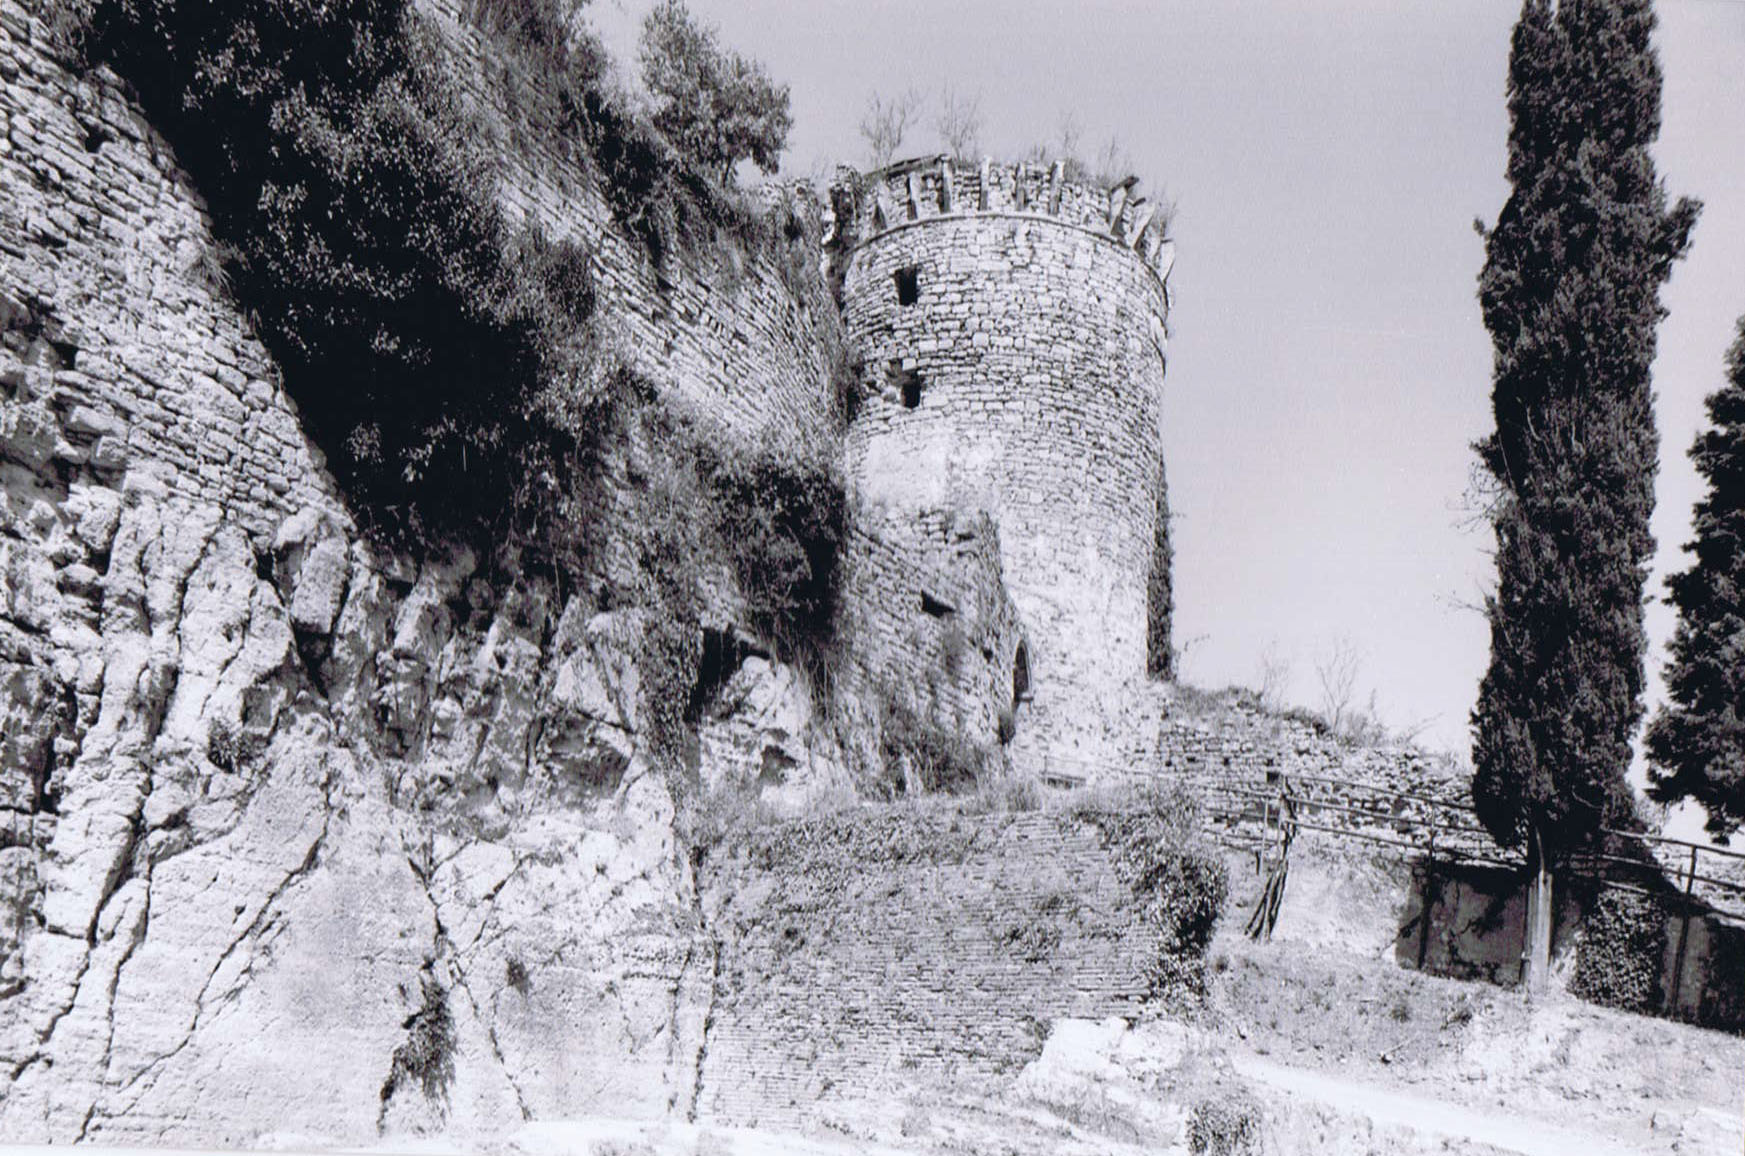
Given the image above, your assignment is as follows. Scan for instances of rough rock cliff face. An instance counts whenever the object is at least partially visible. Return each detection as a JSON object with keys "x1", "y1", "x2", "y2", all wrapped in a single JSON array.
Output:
[{"x1": 0, "y1": 2, "x2": 843, "y2": 1142}]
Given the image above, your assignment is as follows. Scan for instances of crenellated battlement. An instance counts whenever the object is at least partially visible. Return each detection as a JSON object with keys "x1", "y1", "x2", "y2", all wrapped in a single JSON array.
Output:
[{"x1": 828, "y1": 155, "x2": 1175, "y2": 283}]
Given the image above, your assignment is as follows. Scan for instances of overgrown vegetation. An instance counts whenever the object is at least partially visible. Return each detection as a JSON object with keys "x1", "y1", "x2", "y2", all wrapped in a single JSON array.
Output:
[
  {"x1": 1000, "y1": 890, "x2": 1078, "y2": 962},
  {"x1": 58, "y1": 0, "x2": 845, "y2": 763},
  {"x1": 697, "y1": 440, "x2": 845, "y2": 684},
  {"x1": 205, "y1": 718, "x2": 265, "y2": 773},
  {"x1": 59, "y1": 0, "x2": 813, "y2": 583},
  {"x1": 464, "y1": 0, "x2": 786, "y2": 267},
  {"x1": 878, "y1": 698, "x2": 993, "y2": 797},
  {"x1": 60, "y1": 0, "x2": 602, "y2": 548},
  {"x1": 1076, "y1": 783, "x2": 1228, "y2": 1004},
  {"x1": 604, "y1": 378, "x2": 844, "y2": 689},
  {"x1": 639, "y1": 0, "x2": 790, "y2": 184},
  {"x1": 1187, "y1": 1092, "x2": 1262, "y2": 1156},
  {"x1": 1570, "y1": 886, "x2": 1669, "y2": 1015}
]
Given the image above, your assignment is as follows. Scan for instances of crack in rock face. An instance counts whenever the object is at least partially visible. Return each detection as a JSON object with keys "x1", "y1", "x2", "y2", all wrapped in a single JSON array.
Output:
[
  {"x1": 0, "y1": 0, "x2": 855, "y2": 1144},
  {"x1": 0, "y1": 459, "x2": 727, "y2": 1142}
]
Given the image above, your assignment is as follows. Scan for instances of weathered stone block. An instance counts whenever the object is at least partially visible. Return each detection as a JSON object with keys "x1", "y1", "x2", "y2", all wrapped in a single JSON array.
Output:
[{"x1": 288, "y1": 535, "x2": 348, "y2": 636}]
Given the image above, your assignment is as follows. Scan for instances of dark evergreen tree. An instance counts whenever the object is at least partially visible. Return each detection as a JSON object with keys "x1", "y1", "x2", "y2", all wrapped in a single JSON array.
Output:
[
  {"x1": 1471, "y1": 0, "x2": 1699, "y2": 868},
  {"x1": 1646, "y1": 322, "x2": 1745, "y2": 837}
]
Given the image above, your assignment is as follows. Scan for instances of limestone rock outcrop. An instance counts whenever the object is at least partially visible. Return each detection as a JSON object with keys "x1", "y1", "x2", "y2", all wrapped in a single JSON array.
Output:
[{"x1": 0, "y1": 2, "x2": 842, "y2": 1141}]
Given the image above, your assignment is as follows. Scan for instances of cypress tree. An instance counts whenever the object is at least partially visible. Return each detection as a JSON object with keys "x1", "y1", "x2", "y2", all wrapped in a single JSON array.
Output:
[
  {"x1": 1646, "y1": 322, "x2": 1745, "y2": 837},
  {"x1": 1471, "y1": 0, "x2": 1699, "y2": 871}
]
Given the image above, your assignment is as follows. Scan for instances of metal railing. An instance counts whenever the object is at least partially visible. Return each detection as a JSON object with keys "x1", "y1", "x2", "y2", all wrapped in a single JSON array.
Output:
[{"x1": 1027, "y1": 748, "x2": 1745, "y2": 925}]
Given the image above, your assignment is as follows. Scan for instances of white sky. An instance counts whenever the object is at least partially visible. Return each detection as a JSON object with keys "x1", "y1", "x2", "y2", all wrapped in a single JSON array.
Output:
[{"x1": 589, "y1": 0, "x2": 1745, "y2": 817}]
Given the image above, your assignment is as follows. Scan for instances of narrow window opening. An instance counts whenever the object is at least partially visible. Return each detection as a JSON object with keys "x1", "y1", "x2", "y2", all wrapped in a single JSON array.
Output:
[
  {"x1": 893, "y1": 265, "x2": 921, "y2": 306},
  {"x1": 1013, "y1": 643, "x2": 1032, "y2": 703},
  {"x1": 920, "y1": 592, "x2": 956, "y2": 619},
  {"x1": 888, "y1": 364, "x2": 923, "y2": 409}
]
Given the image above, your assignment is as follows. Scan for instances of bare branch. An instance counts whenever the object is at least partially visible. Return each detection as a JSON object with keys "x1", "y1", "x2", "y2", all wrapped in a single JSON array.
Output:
[
  {"x1": 934, "y1": 85, "x2": 983, "y2": 163},
  {"x1": 1257, "y1": 641, "x2": 1292, "y2": 713},
  {"x1": 860, "y1": 88, "x2": 923, "y2": 169},
  {"x1": 1314, "y1": 638, "x2": 1362, "y2": 737},
  {"x1": 1091, "y1": 134, "x2": 1134, "y2": 188}
]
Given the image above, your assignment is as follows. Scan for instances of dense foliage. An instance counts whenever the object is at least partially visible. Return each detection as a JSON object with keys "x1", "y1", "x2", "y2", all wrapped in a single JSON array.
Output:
[
  {"x1": 64, "y1": 0, "x2": 598, "y2": 545},
  {"x1": 1470, "y1": 0, "x2": 1699, "y2": 865},
  {"x1": 561, "y1": 371, "x2": 846, "y2": 722},
  {"x1": 639, "y1": 0, "x2": 791, "y2": 184},
  {"x1": 1646, "y1": 322, "x2": 1745, "y2": 836},
  {"x1": 1569, "y1": 886, "x2": 1669, "y2": 1014},
  {"x1": 704, "y1": 447, "x2": 845, "y2": 678},
  {"x1": 463, "y1": 0, "x2": 750, "y2": 267},
  {"x1": 61, "y1": 0, "x2": 842, "y2": 689}
]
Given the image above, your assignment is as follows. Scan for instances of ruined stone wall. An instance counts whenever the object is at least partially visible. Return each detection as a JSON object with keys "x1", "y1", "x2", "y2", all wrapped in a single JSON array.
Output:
[
  {"x1": 834, "y1": 506, "x2": 1025, "y2": 779},
  {"x1": 1054, "y1": 691, "x2": 1498, "y2": 870},
  {"x1": 0, "y1": 3, "x2": 845, "y2": 1142},
  {"x1": 421, "y1": 0, "x2": 843, "y2": 462},
  {"x1": 695, "y1": 809, "x2": 1157, "y2": 1128},
  {"x1": 835, "y1": 158, "x2": 1171, "y2": 762}
]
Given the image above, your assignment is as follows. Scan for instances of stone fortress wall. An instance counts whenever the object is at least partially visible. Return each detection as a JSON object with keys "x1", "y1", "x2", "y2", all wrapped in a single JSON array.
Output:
[
  {"x1": 0, "y1": 2, "x2": 856, "y2": 1140},
  {"x1": 833, "y1": 505, "x2": 1024, "y2": 772},
  {"x1": 831, "y1": 157, "x2": 1175, "y2": 765},
  {"x1": 5, "y1": 0, "x2": 1621, "y2": 1141},
  {"x1": 421, "y1": 0, "x2": 844, "y2": 464}
]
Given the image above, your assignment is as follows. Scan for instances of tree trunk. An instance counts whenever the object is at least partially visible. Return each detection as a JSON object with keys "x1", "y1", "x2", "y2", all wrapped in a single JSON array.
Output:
[{"x1": 1523, "y1": 826, "x2": 1554, "y2": 995}]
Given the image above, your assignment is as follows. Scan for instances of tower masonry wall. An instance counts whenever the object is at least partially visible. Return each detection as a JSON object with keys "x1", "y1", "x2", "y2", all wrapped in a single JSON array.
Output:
[
  {"x1": 835, "y1": 159, "x2": 1172, "y2": 758},
  {"x1": 835, "y1": 505, "x2": 1025, "y2": 779}
]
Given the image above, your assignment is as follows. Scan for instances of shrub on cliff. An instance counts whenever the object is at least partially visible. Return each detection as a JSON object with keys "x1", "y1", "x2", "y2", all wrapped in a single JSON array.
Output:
[
  {"x1": 463, "y1": 0, "x2": 781, "y2": 267},
  {"x1": 700, "y1": 443, "x2": 845, "y2": 680},
  {"x1": 379, "y1": 976, "x2": 455, "y2": 1112},
  {"x1": 639, "y1": 0, "x2": 791, "y2": 185},
  {"x1": 554, "y1": 371, "x2": 844, "y2": 728},
  {"x1": 62, "y1": 0, "x2": 600, "y2": 548}
]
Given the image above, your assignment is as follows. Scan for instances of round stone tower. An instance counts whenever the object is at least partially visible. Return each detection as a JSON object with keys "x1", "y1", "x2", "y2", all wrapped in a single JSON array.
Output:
[{"x1": 832, "y1": 156, "x2": 1175, "y2": 766}]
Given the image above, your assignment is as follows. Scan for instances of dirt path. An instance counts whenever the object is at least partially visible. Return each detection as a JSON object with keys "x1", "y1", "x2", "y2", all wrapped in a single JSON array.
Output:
[{"x1": 1236, "y1": 1053, "x2": 1659, "y2": 1156}]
